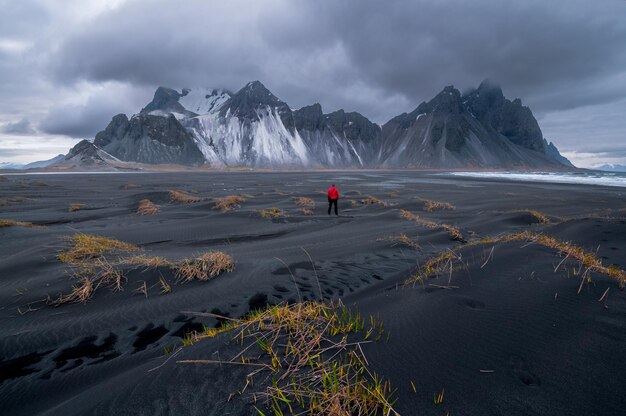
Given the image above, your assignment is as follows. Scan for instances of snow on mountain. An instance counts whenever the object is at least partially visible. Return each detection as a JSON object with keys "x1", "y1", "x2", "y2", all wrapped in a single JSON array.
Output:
[
  {"x1": 86, "y1": 80, "x2": 575, "y2": 169},
  {"x1": 183, "y1": 106, "x2": 310, "y2": 167},
  {"x1": 596, "y1": 164, "x2": 626, "y2": 172},
  {"x1": 23, "y1": 154, "x2": 66, "y2": 169},
  {"x1": 178, "y1": 81, "x2": 361, "y2": 167},
  {"x1": 179, "y1": 88, "x2": 231, "y2": 115},
  {"x1": 0, "y1": 162, "x2": 24, "y2": 169}
]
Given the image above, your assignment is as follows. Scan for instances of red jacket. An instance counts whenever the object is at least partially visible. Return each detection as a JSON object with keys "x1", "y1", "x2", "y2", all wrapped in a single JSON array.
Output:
[{"x1": 327, "y1": 186, "x2": 339, "y2": 200}]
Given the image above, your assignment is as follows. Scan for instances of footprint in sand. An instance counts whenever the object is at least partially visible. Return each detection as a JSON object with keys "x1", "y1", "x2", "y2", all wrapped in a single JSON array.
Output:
[{"x1": 509, "y1": 355, "x2": 541, "y2": 386}]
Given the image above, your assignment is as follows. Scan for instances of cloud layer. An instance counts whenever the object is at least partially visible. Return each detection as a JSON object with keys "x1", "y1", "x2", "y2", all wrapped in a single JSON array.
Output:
[{"x1": 0, "y1": 0, "x2": 625, "y2": 166}]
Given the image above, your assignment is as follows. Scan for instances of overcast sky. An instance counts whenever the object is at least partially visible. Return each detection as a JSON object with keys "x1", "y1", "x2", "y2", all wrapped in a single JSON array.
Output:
[{"x1": 1, "y1": 0, "x2": 625, "y2": 167}]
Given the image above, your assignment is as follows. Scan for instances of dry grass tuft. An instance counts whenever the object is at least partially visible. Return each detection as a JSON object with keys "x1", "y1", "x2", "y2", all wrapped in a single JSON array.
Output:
[
  {"x1": 122, "y1": 255, "x2": 172, "y2": 268},
  {"x1": 134, "y1": 281, "x2": 148, "y2": 298},
  {"x1": 293, "y1": 196, "x2": 315, "y2": 208},
  {"x1": 214, "y1": 195, "x2": 247, "y2": 212},
  {"x1": 58, "y1": 234, "x2": 138, "y2": 264},
  {"x1": 53, "y1": 236, "x2": 235, "y2": 305},
  {"x1": 68, "y1": 203, "x2": 84, "y2": 212},
  {"x1": 95, "y1": 258, "x2": 125, "y2": 292},
  {"x1": 179, "y1": 301, "x2": 396, "y2": 415},
  {"x1": 501, "y1": 209, "x2": 552, "y2": 224},
  {"x1": 273, "y1": 188, "x2": 291, "y2": 196},
  {"x1": 122, "y1": 183, "x2": 142, "y2": 190},
  {"x1": 258, "y1": 207, "x2": 283, "y2": 219},
  {"x1": 420, "y1": 199, "x2": 455, "y2": 212},
  {"x1": 53, "y1": 236, "x2": 138, "y2": 305},
  {"x1": 360, "y1": 195, "x2": 388, "y2": 207},
  {"x1": 400, "y1": 210, "x2": 465, "y2": 242},
  {"x1": 137, "y1": 199, "x2": 160, "y2": 215},
  {"x1": 51, "y1": 258, "x2": 126, "y2": 305},
  {"x1": 53, "y1": 237, "x2": 235, "y2": 305},
  {"x1": 380, "y1": 233, "x2": 420, "y2": 249},
  {"x1": 495, "y1": 231, "x2": 626, "y2": 285},
  {"x1": 51, "y1": 277, "x2": 94, "y2": 305},
  {"x1": 0, "y1": 196, "x2": 31, "y2": 206},
  {"x1": 301, "y1": 208, "x2": 314, "y2": 216},
  {"x1": 169, "y1": 189, "x2": 202, "y2": 203},
  {"x1": 159, "y1": 276, "x2": 172, "y2": 294},
  {"x1": 406, "y1": 231, "x2": 626, "y2": 288},
  {"x1": 29, "y1": 181, "x2": 48, "y2": 187},
  {"x1": 526, "y1": 210, "x2": 550, "y2": 224},
  {"x1": 175, "y1": 251, "x2": 234, "y2": 281},
  {"x1": 0, "y1": 219, "x2": 41, "y2": 228},
  {"x1": 405, "y1": 251, "x2": 463, "y2": 286},
  {"x1": 0, "y1": 175, "x2": 7, "y2": 182}
]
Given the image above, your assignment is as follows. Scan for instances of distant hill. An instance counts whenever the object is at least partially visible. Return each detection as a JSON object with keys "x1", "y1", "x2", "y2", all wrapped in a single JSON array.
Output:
[
  {"x1": 596, "y1": 164, "x2": 626, "y2": 172},
  {"x1": 23, "y1": 154, "x2": 66, "y2": 169}
]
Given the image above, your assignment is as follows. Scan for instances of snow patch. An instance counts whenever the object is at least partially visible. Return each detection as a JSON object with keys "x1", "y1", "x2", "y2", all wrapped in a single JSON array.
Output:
[{"x1": 179, "y1": 88, "x2": 230, "y2": 115}]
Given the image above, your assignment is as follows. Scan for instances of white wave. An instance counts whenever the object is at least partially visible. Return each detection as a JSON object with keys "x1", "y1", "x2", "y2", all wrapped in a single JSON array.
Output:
[{"x1": 449, "y1": 171, "x2": 626, "y2": 188}]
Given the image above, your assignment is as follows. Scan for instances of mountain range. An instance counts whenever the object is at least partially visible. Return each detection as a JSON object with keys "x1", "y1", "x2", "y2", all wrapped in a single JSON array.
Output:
[
  {"x1": 596, "y1": 164, "x2": 626, "y2": 172},
  {"x1": 52, "y1": 80, "x2": 574, "y2": 169}
]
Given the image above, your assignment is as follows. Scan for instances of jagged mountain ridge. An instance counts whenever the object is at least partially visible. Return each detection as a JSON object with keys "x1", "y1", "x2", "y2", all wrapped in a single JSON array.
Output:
[
  {"x1": 62, "y1": 80, "x2": 573, "y2": 169},
  {"x1": 543, "y1": 139, "x2": 574, "y2": 168},
  {"x1": 93, "y1": 113, "x2": 205, "y2": 166},
  {"x1": 379, "y1": 84, "x2": 571, "y2": 168}
]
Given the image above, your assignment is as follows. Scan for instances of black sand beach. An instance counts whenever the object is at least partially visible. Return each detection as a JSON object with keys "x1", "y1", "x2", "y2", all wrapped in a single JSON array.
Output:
[{"x1": 1, "y1": 171, "x2": 625, "y2": 415}]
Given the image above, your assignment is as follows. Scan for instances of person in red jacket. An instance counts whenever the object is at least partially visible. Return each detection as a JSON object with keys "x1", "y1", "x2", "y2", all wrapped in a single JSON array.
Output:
[{"x1": 327, "y1": 184, "x2": 339, "y2": 216}]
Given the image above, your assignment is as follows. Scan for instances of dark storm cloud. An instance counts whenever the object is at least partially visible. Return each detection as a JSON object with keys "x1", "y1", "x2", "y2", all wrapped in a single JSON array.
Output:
[
  {"x1": 321, "y1": 0, "x2": 626, "y2": 113},
  {"x1": 1, "y1": 0, "x2": 625, "y2": 166},
  {"x1": 2, "y1": 119, "x2": 36, "y2": 135},
  {"x1": 38, "y1": 85, "x2": 149, "y2": 138},
  {"x1": 47, "y1": 0, "x2": 626, "y2": 123},
  {"x1": 39, "y1": 104, "x2": 109, "y2": 138}
]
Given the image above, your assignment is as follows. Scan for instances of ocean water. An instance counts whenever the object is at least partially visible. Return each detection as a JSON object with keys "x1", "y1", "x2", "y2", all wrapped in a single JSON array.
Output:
[{"x1": 448, "y1": 171, "x2": 626, "y2": 188}]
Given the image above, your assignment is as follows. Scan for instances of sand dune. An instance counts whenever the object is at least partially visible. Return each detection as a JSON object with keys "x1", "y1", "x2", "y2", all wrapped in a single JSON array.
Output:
[{"x1": 1, "y1": 171, "x2": 624, "y2": 415}]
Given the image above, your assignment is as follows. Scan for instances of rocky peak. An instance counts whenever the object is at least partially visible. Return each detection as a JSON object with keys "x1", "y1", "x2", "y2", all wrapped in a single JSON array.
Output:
[
  {"x1": 463, "y1": 79, "x2": 505, "y2": 118},
  {"x1": 416, "y1": 85, "x2": 463, "y2": 115},
  {"x1": 66, "y1": 140, "x2": 100, "y2": 159},
  {"x1": 219, "y1": 80, "x2": 290, "y2": 119},
  {"x1": 296, "y1": 103, "x2": 323, "y2": 117},
  {"x1": 91, "y1": 113, "x2": 205, "y2": 166},
  {"x1": 94, "y1": 113, "x2": 130, "y2": 148},
  {"x1": 293, "y1": 103, "x2": 325, "y2": 131},
  {"x1": 543, "y1": 138, "x2": 574, "y2": 167},
  {"x1": 324, "y1": 110, "x2": 381, "y2": 143},
  {"x1": 140, "y1": 86, "x2": 189, "y2": 115},
  {"x1": 463, "y1": 80, "x2": 544, "y2": 152}
]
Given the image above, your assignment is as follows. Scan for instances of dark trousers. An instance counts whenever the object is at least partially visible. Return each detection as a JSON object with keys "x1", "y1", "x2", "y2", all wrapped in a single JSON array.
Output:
[{"x1": 328, "y1": 198, "x2": 338, "y2": 215}]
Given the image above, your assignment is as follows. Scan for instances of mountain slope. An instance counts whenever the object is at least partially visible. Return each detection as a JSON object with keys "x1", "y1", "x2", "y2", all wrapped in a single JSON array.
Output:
[
  {"x1": 463, "y1": 80, "x2": 545, "y2": 152},
  {"x1": 50, "y1": 140, "x2": 120, "y2": 170},
  {"x1": 543, "y1": 139, "x2": 574, "y2": 167},
  {"x1": 293, "y1": 105, "x2": 381, "y2": 167},
  {"x1": 94, "y1": 114, "x2": 205, "y2": 166},
  {"x1": 85, "y1": 80, "x2": 574, "y2": 170},
  {"x1": 380, "y1": 85, "x2": 567, "y2": 168},
  {"x1": 182, "y1": 81, "x2": 376, "y2": 167},
  {"x1": 23, "y1": 154, "x2": 66, "y2": 169}
]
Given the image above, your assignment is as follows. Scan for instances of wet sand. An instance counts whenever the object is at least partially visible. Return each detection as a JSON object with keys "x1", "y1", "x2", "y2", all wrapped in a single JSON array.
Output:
[{"x1": 1, "y1": 171, "x2": 625, "y2": 415}]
